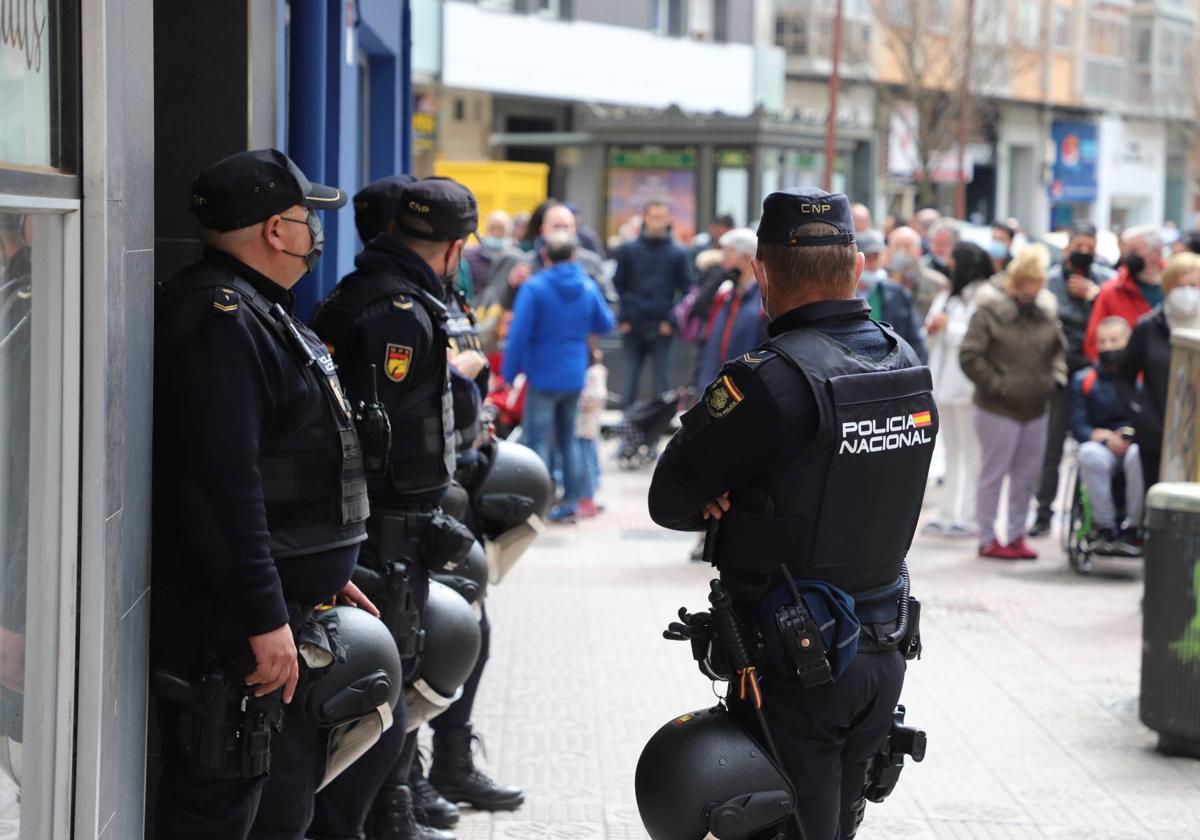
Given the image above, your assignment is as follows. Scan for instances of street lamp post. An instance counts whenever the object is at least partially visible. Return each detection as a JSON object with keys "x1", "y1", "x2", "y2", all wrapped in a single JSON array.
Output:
[
  {"x1": 956, "y1": 0, "x2": 974, "y2": 220},
  {"x1": 823, "y1": 0, "x2": 845, "y2": 192}
]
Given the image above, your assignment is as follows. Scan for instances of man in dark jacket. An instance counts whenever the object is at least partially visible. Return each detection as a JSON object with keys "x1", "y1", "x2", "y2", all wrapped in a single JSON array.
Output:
[
  {"x1": 1030, "y1": 223, "x2": 1114, "y2": 536},
  {"x1": 613, "y1": 199, "x2": 693, "y2": 406},
  {"x1": 859, "y1": 229, "x2": 927, "y2": 362}
]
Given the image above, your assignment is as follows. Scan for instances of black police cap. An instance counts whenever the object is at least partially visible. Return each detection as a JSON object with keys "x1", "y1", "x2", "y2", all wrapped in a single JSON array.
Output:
[
  {"x1": 354, "y1": 174, "x2": 416, "y2": 242},
  {"x1": 757, "y1": 188, "x2": 856, "y2": 248},
  {"x1": 394, "y1": 177, "x2": 479, "y2": 243},
  {"x1": 190, "y1": 148, "x2": 347, "y2": 232}
]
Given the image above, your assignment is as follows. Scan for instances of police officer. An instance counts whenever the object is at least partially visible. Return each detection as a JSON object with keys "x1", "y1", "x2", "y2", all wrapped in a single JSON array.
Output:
[
  {"x1": 349, "y1": 178, "x2": 524, "y2": 829},
  {"x1": 308, "y1": 176, "x2": 480, "y2": 840},
  {"x1": 151, "y1": 149, "x2": 380, "y2": 840},
  {"x1": 647, "y1": 190, "x2": 936, "y2": 840}
]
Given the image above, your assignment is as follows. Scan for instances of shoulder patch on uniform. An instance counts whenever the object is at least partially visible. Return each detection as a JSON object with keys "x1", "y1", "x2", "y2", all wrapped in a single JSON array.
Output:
[
  {"x1": 704, "y1": 374, "x2": 744, "y2": 419},
  {"x1": 384, "y1": 343, "x2": 413, "y2": 382},
  {"x1": 212, "y1": 287, "x2": 240, "y2": 315},
  {"x1": 392, "y1": 294, "x2": 414, "y2": 310}
]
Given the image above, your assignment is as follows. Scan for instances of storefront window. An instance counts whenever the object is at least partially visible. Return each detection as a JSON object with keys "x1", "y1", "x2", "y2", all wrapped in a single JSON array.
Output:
[
  {"x1": 0, "y1": 210, "x2": 32, "y2": 830},
  {"x1": 0, "y1": 206, "x2": 79, "y2": 838},
  {"x1": 0, "y1": 0, "x2": 77, "y2": 172},
  {"x1": 606, "y1": 147, "x2": 698, "y2": 243},
  {"x1": 715, "y1": 149, "x2": 751, "y2": 227}
]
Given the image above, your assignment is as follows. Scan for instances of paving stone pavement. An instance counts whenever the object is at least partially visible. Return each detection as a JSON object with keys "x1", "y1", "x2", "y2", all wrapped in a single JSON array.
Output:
[{"x1": 431, "y1": 439, "x2": 1200, "y2": 840}]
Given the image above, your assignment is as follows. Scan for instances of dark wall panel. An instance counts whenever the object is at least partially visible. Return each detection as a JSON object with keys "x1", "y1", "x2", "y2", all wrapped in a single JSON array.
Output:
[{"x1": 153, "y1": 0, "x2": 249, "y2": 281}]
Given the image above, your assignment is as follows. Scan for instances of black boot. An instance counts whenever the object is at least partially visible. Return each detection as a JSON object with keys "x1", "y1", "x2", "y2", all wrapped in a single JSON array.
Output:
[
  {"x1": 430, "y1": 725, "x2": 524, "y2": 811},
  {"x1": 410, "y1": 752, "x2": 460, "y2": 829},
  {"x1": 368, "y1": 784, "x2": 456, "y2": 840}
]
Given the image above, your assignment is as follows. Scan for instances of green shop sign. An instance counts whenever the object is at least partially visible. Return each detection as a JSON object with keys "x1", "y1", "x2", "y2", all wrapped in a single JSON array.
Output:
[
  {"x1": 609, "y1": 148, "x2": 697, "y2": 169},
  {"x1": 715, "y1": 150, "x2": 751, "y2": 168}
]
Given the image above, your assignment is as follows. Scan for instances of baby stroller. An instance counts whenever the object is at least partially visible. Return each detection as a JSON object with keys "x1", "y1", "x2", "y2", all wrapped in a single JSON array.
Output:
[{"x1": 604, "y1": 388, "x2": 690, "y2": 470}]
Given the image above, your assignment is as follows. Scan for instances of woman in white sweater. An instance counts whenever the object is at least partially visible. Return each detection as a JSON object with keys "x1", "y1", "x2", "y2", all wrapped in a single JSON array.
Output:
[{"x1": 923, "y1": 241, "x2": 993, "y2": 536}]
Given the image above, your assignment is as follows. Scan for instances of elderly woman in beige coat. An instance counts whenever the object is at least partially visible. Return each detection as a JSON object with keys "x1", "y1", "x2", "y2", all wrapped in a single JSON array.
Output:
[{"x1": 959, "y1": 246, "x2": 1067, "y2": 561}]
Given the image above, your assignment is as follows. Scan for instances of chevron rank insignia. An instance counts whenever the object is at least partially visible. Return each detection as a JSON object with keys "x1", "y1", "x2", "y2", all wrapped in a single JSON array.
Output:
[
  {"x1": 392, "y1": 295, "x2": 414, "y2": 310},
  {"x1": 212, "y1": 287, "x2": 240, "y2": 315},
  {"x1": 704, "y1": 374, "x2": 744, "y2": 419}
]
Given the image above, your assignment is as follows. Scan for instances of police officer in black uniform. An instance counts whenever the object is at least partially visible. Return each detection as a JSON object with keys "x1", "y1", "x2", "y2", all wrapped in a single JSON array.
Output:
[
  {"x1": 308, "y1": 177, "x2": 480, "y2": 840},
  {"x1": 346, "y1": 178, "x2": 524, "y2": 833},
  {"x1": 151, "y1": 149, "x2": 381, "y2": 840},
  {"x1": 647, "y1": 190, "x2": 937, "y2": 840}
]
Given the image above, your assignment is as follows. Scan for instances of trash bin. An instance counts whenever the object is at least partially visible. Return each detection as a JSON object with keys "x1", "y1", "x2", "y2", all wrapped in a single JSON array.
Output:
[{"x1": 1140, "y1": 482, "x2": 1200, "y2": 757}]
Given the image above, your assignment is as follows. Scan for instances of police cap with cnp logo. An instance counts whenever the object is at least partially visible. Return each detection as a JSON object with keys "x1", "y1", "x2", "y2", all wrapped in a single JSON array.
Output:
[
  {"x1": 354, "y1": 174, "x2": 416, "y2": 243},
  {"x1": 756, "y1": 188, "x2": 856, "y2": 248},
  {"x1": 394, "y1": 177, "x2": 479, "y2": 243},
  {"x1": 190, "y1": 148, "x2": 347, "y2": 232}
]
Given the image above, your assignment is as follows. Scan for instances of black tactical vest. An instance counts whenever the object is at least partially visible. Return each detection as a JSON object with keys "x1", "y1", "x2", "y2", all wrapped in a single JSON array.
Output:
[
  {"x1": 312, "y1": 272, "x2": 456, "y2": 498},
  {"x1": 157, "y1": 271, "x2": 370, "y2": 560},
  {"x1": 714, "y1": 324, "x2": 937, "y2": 595}
]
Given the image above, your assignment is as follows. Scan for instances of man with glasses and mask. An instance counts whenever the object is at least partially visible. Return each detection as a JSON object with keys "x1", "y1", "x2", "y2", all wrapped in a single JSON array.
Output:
[
  {"x1": 309, "y1": 176, "x2": 482, "y2": 840},
  {"x1": 152, "y1": 149, "x2": 379, "y2": 839}
]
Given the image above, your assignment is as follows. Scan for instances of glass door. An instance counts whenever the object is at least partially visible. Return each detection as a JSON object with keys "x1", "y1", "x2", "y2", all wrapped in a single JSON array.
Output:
[{"x1": 0, "y1": 202, "x2": 80, "y2": 840}]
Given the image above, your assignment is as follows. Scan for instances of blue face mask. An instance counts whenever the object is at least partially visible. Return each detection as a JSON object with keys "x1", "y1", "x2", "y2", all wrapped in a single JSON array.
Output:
[{"x1": 483, "y1": 236, "x2": 507, "y2": 251}]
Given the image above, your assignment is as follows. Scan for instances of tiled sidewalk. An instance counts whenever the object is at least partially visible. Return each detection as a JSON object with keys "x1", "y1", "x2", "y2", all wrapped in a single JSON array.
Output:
[{"x1": 437, "y1": 440, "x2": 1200, "y2": 839}]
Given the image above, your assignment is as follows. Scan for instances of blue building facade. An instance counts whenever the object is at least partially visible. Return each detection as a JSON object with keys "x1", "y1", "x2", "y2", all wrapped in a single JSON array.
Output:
[{"x1": 286, "y1": 0, "x2": 415, "y2": 318}]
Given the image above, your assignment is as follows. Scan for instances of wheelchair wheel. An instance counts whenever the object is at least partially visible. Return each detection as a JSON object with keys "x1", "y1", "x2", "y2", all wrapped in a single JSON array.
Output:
[{"x1": 1064, "y1": 465, "x2": 1094, "y2": 575}]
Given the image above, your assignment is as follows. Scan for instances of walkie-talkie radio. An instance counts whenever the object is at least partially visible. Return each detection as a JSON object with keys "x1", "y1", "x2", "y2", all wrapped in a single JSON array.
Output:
[{"x1": 356, "y1": 363, "x2": 392, "y2": 476}]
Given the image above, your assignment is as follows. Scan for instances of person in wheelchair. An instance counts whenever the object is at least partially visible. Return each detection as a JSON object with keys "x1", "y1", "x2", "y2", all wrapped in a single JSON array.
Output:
[{"x1": 1070, "y1": 316, "x2": 1144, "y2": 556}]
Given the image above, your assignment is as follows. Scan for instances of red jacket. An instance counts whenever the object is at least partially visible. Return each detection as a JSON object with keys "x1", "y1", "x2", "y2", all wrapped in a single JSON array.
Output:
[{"x1": 1083, "y1": 268, "x2": 1152, "y2": 360}]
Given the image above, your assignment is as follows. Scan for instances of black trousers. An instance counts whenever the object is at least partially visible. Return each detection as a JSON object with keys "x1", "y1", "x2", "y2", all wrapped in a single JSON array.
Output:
[
  {"x1": 1035, "y1": 385, "x2": 1071, "y2": 522},
  {"x1": 431, "y1": 601, "x2": 490, "y2": 731},
  {"x1": 155, "y1": 696, "x2": 320, "y2": 840},
  {"x1": 731, "y1": 651, "x2": 906, "y2": 840}
]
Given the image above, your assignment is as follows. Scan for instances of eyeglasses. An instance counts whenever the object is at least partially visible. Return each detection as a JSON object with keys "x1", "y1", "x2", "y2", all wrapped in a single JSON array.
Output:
[{"x1": 279, "y1": 209, "x2": 321, "y2": 240}]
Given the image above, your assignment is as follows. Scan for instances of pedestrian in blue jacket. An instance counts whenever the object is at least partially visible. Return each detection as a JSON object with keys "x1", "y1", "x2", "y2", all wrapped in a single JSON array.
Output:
[
  {"x1": 612, "y1": 200, "x2": 693, "y2": 406},
  {"x1": 503, "y1": 231, "x2": 616, "y2": 522}
]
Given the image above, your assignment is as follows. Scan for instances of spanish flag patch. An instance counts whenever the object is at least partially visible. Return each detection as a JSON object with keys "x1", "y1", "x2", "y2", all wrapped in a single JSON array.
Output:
[
  {"x1": 911, "y1": 410, "x2": 932, "y2": 428},
  {"x1": 705, "y1": 374, "x2": 744, "y2": 419}
]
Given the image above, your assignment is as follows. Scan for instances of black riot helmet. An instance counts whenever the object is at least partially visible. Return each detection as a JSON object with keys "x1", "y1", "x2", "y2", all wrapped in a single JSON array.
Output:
[
  {"x1": 405, "y1": 581, "x2": 482, "y2": 731},
  {"x1": 292, "y1": 606, "x2": 404, "y2": 791},
  {"x1": 431, "y1": 539, "x2": 488, "y2": 605},
  {"x1": 636, "y1": 706, "x2": 796, "y2": 840},
  {"x1": 470, "y1": 440, "x2": 554, "y2": 537}
]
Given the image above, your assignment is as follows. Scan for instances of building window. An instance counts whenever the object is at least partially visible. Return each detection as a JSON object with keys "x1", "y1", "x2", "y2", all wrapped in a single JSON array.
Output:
[
  {"x1": 533, "y1": 0, "x2": 563, "y2": 19},
  {"x1": 1086, "y1": 14, "x2": 1126, "y2": 59},
  {"x1": 1134, "y1": 26, "x2": 1152, "y2": 66},
  {"x1": 1053, "y1": 6, "x2": 1072, "y2": 51},
  {"x1": 651, "y1": 0, "x2": 686, "y2": 36},
  {"x1": 1160, "y1": 27, "x2": 1184, "y2": 71},
  {"x1": 1018, "y1": 0, "x2": 1040, "y2": 48},
  {"x1": 1083, "y1": 9, "x2": 1127, "y2": 99},
  {"x1": 775, "y1": 13, "x2": 809, "y2": 57},
  {"x1": 973, "y1": 0, "x2": 1009, "y2": 44},
  {"x1": 927, "y1": 0, "x2": 952, "y2": 35},
  {"x1": 888, "y1": 0, "x2": 913, "y2": 28}
]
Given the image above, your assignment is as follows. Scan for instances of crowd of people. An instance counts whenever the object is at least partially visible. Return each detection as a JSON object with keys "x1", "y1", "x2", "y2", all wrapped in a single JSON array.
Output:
[{"x1": 459, "y1": 191, "x2": 1200, "y2": 560}]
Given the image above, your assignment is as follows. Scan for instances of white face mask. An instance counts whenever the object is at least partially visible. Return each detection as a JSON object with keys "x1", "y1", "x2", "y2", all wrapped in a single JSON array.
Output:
[
  {"x1": 1165, "y1": 285, "x2": 1200, "y2": 329},
  {"x1": 858, "y1": 268, "x2": 885, "y2": 294}
]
